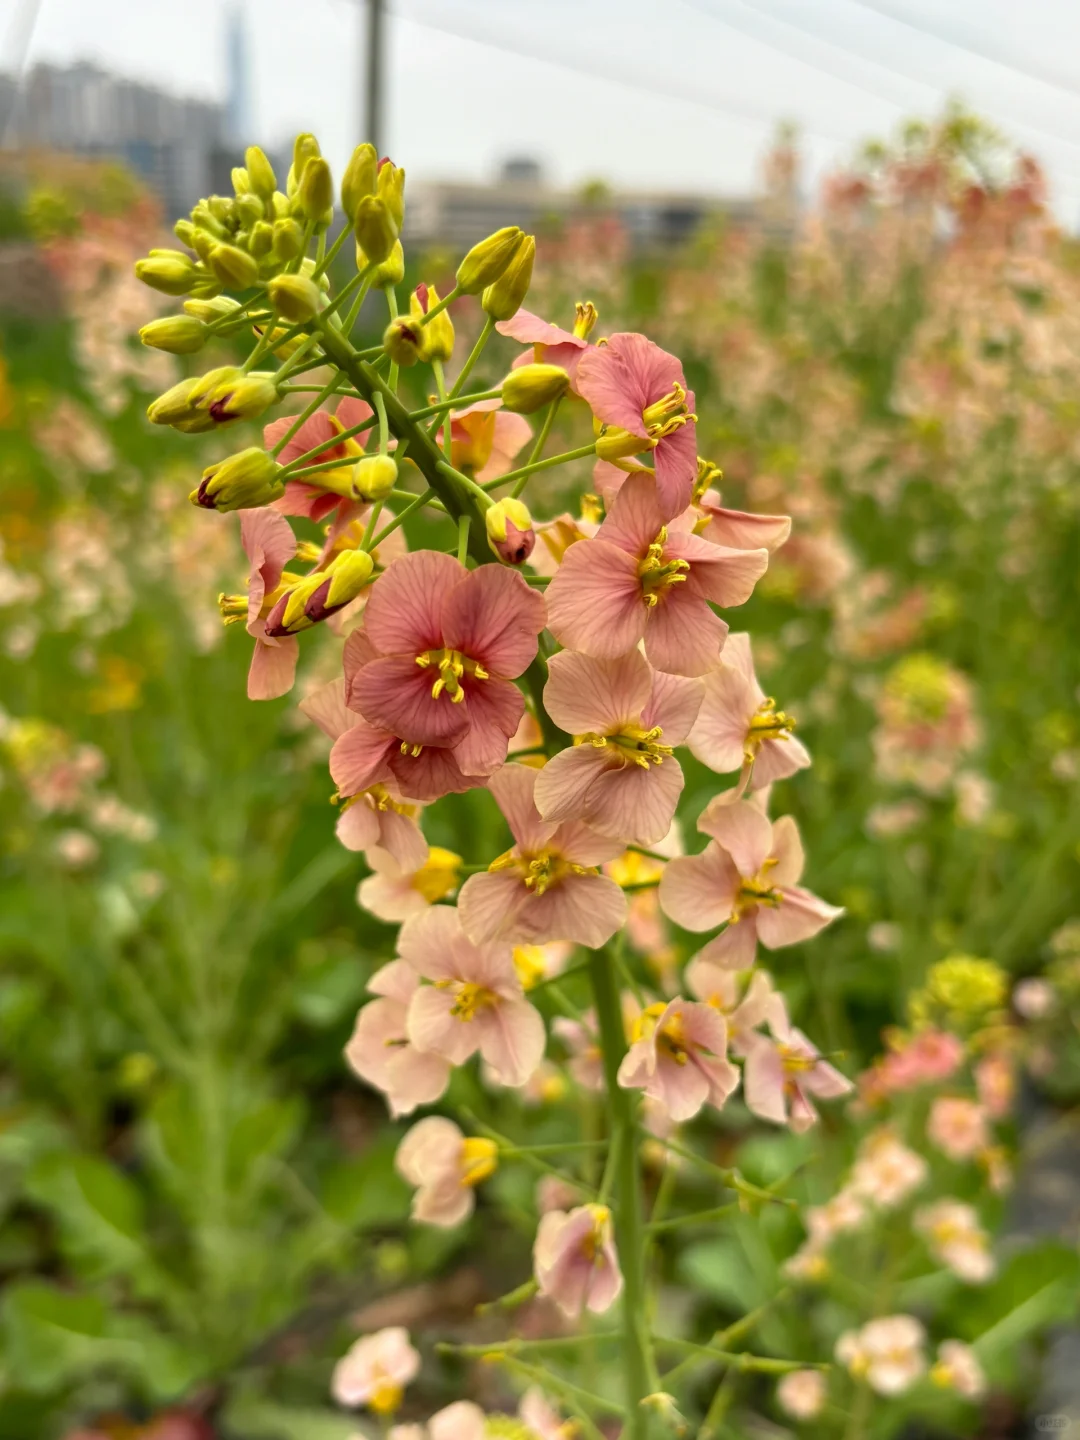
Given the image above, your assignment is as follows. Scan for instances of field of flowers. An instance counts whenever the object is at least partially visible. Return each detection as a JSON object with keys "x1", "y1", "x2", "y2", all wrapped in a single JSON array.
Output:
[{"x1": 0, "y1": 113, "x2": 1078, "y2": 1440}]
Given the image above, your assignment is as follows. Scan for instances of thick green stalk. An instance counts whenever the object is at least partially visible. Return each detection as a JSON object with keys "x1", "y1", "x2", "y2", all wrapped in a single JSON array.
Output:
[{"x1": 587, "y1": 944, "x2": 655, "y2": 1438}]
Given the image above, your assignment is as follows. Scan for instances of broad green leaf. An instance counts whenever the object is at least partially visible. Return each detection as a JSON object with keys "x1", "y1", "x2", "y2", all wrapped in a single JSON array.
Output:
[
  {"x1": 224, "y1": 1395, "x2": 361, "y2": 1440},
  {"x1": 24, "y1": 1152, "x2": 144, "y2": 1278},
  {"x1": 1, "y1": 1282, "x2": 108, "y2": 1391}
]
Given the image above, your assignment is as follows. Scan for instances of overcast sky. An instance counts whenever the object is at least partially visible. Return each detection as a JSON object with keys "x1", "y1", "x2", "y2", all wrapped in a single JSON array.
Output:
[{"x1": 7, "y1": 0, "x2": 1080, "y2": 217}]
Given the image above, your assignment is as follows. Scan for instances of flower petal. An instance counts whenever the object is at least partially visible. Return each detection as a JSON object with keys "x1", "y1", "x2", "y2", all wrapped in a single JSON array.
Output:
[
  {"x1": 658, "y1": 845, "x2": 740, "y2": 931},
  {"x1": 585, "y1": 755, "x2": 684, "y2": 846},
  {"x1": 350, "y1": 655, "x2": 471, "y2": 748},
  {"x1": 642, "y1": 670, "x2": 704, "y2": 745},
  {"x1": 533, "y1": 745, "x2": 612, "y2": 824},
  {"x1": 442, "y1": 565, "x2": 546, "y2": 678},
  {"x1": 644, "y1": 585, "x2": 728, "y2": 677},
  {"x1": 247, "y1": 636, "x2": 298, "y2": 700},
  {"x1": 329, "y1": 722, "x2": 395, "y2": 794},
  {"x1": 544, "y1": 648, "x2": 653, "y2": 735},
  {"x1": 299, "y1": 677, "x2": 358, "y2": 740},
  {"x1": 757, "y1": 885, "x2": 843, "y2": 948},
  {"x1": 697, "y1": 798, "x2": 774, "y2": 877},
  {"x1": 479, "y1": 996, "x2": 547, "y2": 1087},
  {"x1": 545, "y1": 539, "x2": 646, "y2": 659},
  {"x1": 488, "y1": 763, "x2": 559, "y2": 853},
  {"x1": 362, "y1": 550, "x2": 462, "y2": 654}
]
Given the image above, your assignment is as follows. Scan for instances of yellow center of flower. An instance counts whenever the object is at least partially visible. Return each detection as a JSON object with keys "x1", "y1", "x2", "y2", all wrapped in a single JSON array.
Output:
[
  {"x1": 638, "y1": 528, "x2": 689, "y2": 608},
  {"x1": 415, "y1": 647, "x2": 489, "y2": 702},
  {"x1": 460, "y1": 1136, "x2": 499, "y2": 1188},
  {"x1": 337, "y1": 782, "x2": 417, "y2": 818},
  {"x1": 733, "y1": 858, "x2": 781, "y2": 920},
  {"x1": 368, "y1": 1378, "x2": 404, "y2": 1416},
  {"x1": 641, "y1": 382, "x2": 696, "y2": 440},
  {"x1": 441, "y1": 979, "x2": 498, "y2": 1021},
  {"x1": 218, "y1": 571, "x2": 304, "y2": 626},
  {"x1": 745, "y1": 697, "x2": 797, "y2": 761},
  {"x1": 410, "y1": 846, "x2": 463, "y2": 903},
  {"x1": 580, "y1": 1204, "x2": 611, "y2": 1265},
  {"x1": 577, "y1": 725, "x2": 674, "y2": 769},
  {"x1": 633, "y1": 1002, "x2": 692, "y2": 1065},
  {"x1": 489, "y1": 847, "x2": 594, "y2": 896},
  {"x1": 779, "y1": 1046, "x2": 818, "y2": 1075}
]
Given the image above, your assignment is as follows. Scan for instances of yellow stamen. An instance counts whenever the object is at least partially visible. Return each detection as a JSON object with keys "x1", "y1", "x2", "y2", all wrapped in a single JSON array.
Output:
[
  {"x1": 416, "y1": 646, "x2": 488, "y2": 703},
  {"x1": 460, "y1": 1136, "x2": 499, "y2": 1187},
  {"x1": 368, "y1": 1379, "x2": 403, "y2": 1416},
  {"x1": 745, "y1": 697, "x2": 796, "y2": 761},
  {"x1": 442, "y1": 979, "x2": 497, "y2": 1021},
  {"x1": 637, "y1": 528, "x2": 689, "y2": 607}
]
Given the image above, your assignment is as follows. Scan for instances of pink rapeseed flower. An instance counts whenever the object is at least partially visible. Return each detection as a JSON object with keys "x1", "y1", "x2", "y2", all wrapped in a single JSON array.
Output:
[
  {"x1": 265, "y1": 395, "x2": 374, "y2": 521},
  {"x1": 332, "y1": 1326, "x2": 421, "y2": 1413},
  {"x1": 545, "y1": 473, "x2": 768, "y2": 677},
  {"x1": 497, "y1": 306, "x2": 592, "y2": 386},
  {"x1": 685, "y1": 958, "x2": 780, "y2": 1055},
  {"x1": 742, "y1": 994, "x2": 852, "y2": 1133},
  {"x1": 688, "y1": 633, "x2": 811, "y2": 792},
  {"x1": 395, "y1": 1116, "x2": 498, "y2": 1227},
  {"x1": 835, "y1": 1316, "x2": 926, "y2": 1396},
  {"x1": 659, "y1": 800, "x2": 843, "y2": 970},
  {"x1": 694, "y1": 483, "x2": 792, "y2": 553},
  {"x1": 233, "y1": 508, "x2": 300, "y2": 701},
  {"x1": 345, "y1": 960, "x2": 451, "y2": 1117},
  {"x1": 926, "y1": 1096, "x2": 990, "y2": 1162},
  {"x1": 914, "y1": 1200, "x2": 995, "y2": 1283},
  {"x1": 533, "y1": 1203, "x2": 623, "y2": 1319},
  {"x1": 300, "y1": 678, "x2": 428, "y2": 869},
  {"x1": 458, "y1": 764, "x2": 627, "y2": 947},
  {"x1": 535, "y1": 648, "x2": 703, "y2": 845},
  {"x1": 575, "y1": 332, "x2": 697, "y2": 519},
  {"x1": 437, "y1": 398, "x2": 532, "y2": 482},
  {"x1": 400, "y1": 903, "x2": 546, "y2": 1088},
  {"x1": 617, "y1": 997, "x2": 739, "y2": 1122},
  {"x1": 390, "y1": 1402, "x2": 488, "y2": 1440},
  {"x1": 346, "y1": 552, "x2": 546, "y2": 777},
  {"x1": 357, "y1": 845, "x2": 462, "y2": 924}
]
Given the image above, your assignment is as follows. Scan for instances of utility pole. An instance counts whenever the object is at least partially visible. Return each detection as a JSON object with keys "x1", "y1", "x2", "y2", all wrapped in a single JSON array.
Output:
[{"x1": 363, "y1": 0, "x2": 385, "y2": 155}]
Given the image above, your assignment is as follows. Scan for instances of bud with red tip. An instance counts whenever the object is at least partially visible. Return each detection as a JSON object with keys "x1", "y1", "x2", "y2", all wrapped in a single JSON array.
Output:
[
  {"x1": 264, "y1": 549, "x2": 374, "y2": 634},
  {"x1": 486, "y1": 497, "x2": 536, "y2": 566},
  {"x1": 190, "y1": 448, "x2": 285, "y2": 512}
]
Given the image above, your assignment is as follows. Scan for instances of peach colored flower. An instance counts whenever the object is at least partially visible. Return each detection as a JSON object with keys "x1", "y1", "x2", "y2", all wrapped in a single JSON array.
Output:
[
  {"x1": 742, "y1": 994, "x2": 852, "y2": 1132},
  {"x1": 497, "y1": 306, "x2": 591, "y2": 385},
  {"x1": 618, "y1": 997, "x2": 738, "y2": 1121},
  {"x1": 395, "y1": 1117, "x2": 498, "y2": 1227},
  {"x1": 390, "y1": 1403, "x2": 487, "y2": 1440},
  {"x1": 927, "y1": 1096, "x2": 989, "y2": 1162},
  {"x1": 437, "y1": 398, "x2": 531, "y2": 482},
  {"x1": 659, "y1": 801, "x2": 842, "y2": 970},
  {"x1": 535, "y1": 648, "x2": 702, "y2": 845},
  {"x1": 545, "y1": 474, "x2": 768, "y2": 677},
  {"x1": 694, "y1": 484, "x2": 791, "y2": 553},
  {"x1": 459, "y1": 765, "x2": 627, "y2": 947},
  {"x1": 345, "y1": 960, "x2": 451, "y2": 1117},
  {"x1": 776, "y1": 1368, "x2": 826, "y2": 1420},
  {"x1": 685, "y1": 958, "x2": 779, "y2": 1055},
  {"x1": 914, "y1": 1200, "x2": 995, "y2": 1283},
  {"x1": 332, "y1": 1326, "x2": 420, "y2": 1413},
  {"x1": 849, "y1": 1129, "x2": 928, "y2": 1208},
  {"x1": 931, "y1": 1339, "x2": 986, "y2": 1399},
  {"x1": 357, "y1": 845, "x2": 462, "y2": 923},
  {"x1": 533, "y1": 1203, "x2": 623, "y2": 1318},
  {"x1": 401, "y1": 904, "x2": 546, "y2": 1088},
  {"x1": 265, "y1": 395, "x2": 373, "y2": 520},
  {"x1": 835, "y1": 1315, "x2": 926, "y2": 1395},
  {"x1": 233, "y1": 509, "x2": 299, "y2": 700}
]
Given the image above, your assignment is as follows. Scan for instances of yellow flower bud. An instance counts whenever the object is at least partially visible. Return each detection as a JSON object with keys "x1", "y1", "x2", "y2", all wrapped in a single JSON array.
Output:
[
  {"x1": 234, "y1": 191, "x2": 264, "y2": 228},
  {"x1": 485, "y1": 498, "x2": 536, "y2": 566},
  {"x1": 189, "y1": 227, "x2": 217, "y2": 264},
  {"x1": 173, "y1": 218, "x2": 196, "y2": 247},
  {"x1": 183, "y1": 295, "x2": 240, "y2": 325},
  {"x1": 231, "y1": 165, "x2": 251, "y2": 194},
  {"x1": 245, "y1": 145, "x2": 277, "y2": 200},
  {"x1": 481, "y1": 234, "x2": 535, "y2": 321},
  {"x1": 456, "y1": 226, "x2": 523, "y2": 295},
  {"x1": 410, "y1": 283, "x2": 454, "y2": 363},
  {"x1": 138, "y1": 315, "x2": 208, "y2": 355},
  {"x1": 272, "y1": 217, "x2": 305, "y2": 262},
  {"x1": 353, "y1": 454, "x2": 398, "y2": 501},
  {"x1": 267, "y1": 273, "x2": 322, "y2": 323},
  {"x1": 288, "y1": 132, "x2": 321, "y2": 196},
  {"x1": 341, "y1": 142, "x2": 378, "y2": 221},
  {"x1": 207, "y1": 194, "x2": 234, "y2": 226},
  {"x1": 500, "y1": 362, "x2": 568, "y2": 414},
  {"x1": 191, "y1": 203, "x2": 228, "y2": 240},
  {"x1": 377, "y1": 160, "x2": 406, "y2": 230},
  {"x1": 207, "y1": 243, "x2": 259, "y2": 289},
  {"x1": 203, "y1": 371, "x2": 280, "y2": 424},
  {"x1": 382, "y1": 317, "x2": 422, "y2": 368},
  {"x1": 191, "y1": 448, "x2": 285, "y2": 513},
  {"x1": 147, "y1": 376, "x2": 203, "y2": 426},
  {"x1": 134, "y1": 251, "x2": 197, "y2": 296},
  {"x1": 354, "y1": 195, "x2": 398, "y2": 266},
  {"x1": 297, "y1": 156, "x2": 334, "y2": 228},
  {"x1": 368, "y1": 239, "x2": 405, "y2": 289},
  {"x1": 267, "y1": 548, "x2": 374, "y2": 634},
  {"x1": 187, "y1": 366, "x2": 243, "y2": 409},
  {"x1": 248, "y1": 220, "x2": 274, "y2": 258}
]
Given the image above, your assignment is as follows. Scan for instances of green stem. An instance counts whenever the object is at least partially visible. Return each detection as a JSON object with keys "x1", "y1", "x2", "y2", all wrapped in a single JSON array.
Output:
[
  {"x1": 270, "y1": 373, "x2": 342, "y2": 457},
  {"x1": 513, "y1": 395, "x2": 562, "y2": 498},
  {"x1": 311, "y1": 221, "x2": 351, "y2": 279},
  {"x1": 411, "y1": 387, "x2": 503, "y2": 420},
  {"x1": 447, "y1": 313, "x2": 495, "y2": 402},
  {"x1": 483, "y1": 442, "x2": 598, "y2": 491},
  {"x1": 647, "y1": 1203, "x2": 739, "y2": 1234},
  {"x1": 659, "y1": 1136, "x2": 796, "y2": 1208},
  {"x1": 489, "y1": 1355, "x2": 616, "y2": 1440},
  {"x1": 370, "y1": 488, "x2": 435, "y2": 549},
  {"x1": 587, "y1": 944, "x2": 656, "y2": 1435},
  {"x1": 417, "y1": 282, "x2": 460, "y2": 326}
]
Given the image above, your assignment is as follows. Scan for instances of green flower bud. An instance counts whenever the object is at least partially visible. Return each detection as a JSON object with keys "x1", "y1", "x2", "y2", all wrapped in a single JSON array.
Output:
[
  {"x1": 134, "y1": 251, "x2": 197, "y2": 296},
  {"x1": 235, "y1": 191, "x2": 264, "y2": 228},
  {"x1": 138, "y1": 315, "x2": 208, "y2": 355},
  {"x1": 183, "y1": 295, "x2": 242, "y2": 323},
  {"x1": 191, "y1": 448, "x2": 285, "y2": 513},
  {"x1": 354, "y1": 195, "x2": 398, "y2": 266},
  {"x1": 481, "y1": 234, "x2": 535, "y2": 321},
  {"x1": 410, "y1": 282, "x2": 454, "y2": 363},
  {"x1": 369, "y1": 239, "x2": 405, "y2": 289},
  {"x1": 500, "y1": 361, "x2": 568, "y2": 413},
  {"x1": 191, "y1": 203, "x2": 228, "y2": 240},
  {"x1": 297, "y1": 156, "x2": 334, "y2": 228},
  {"x1": 189, "y1": 227, "x2": 217, "y2": 263},
  {"x1": 187, "y1": 274, "x2": 224, "y2": 300},
  {"x1": 207, "y1": 194, "x2": 234, "y2": 226},
  {"x1": 203, "y1": 370, "x2": 280, "y2": 424},
  {"x1": 245, "y1": 145, "x2": 277, "y2": 200},
  {"x1": 341, "y1": 142, "x2": 378, "y2": 221},
  {"x1": 267, "y1": 273, "x2": 322, "y2": 323},
  {"x1": 147, "y1": 376, "x2": 203, "y2": 425},
  {"x1": 456, "y1": 226, "x2": 523, "y2": 295},
  {"x1": 377, "y1": 160, "x2": 405, "y2": 230},
  {"x1": 173, "y1": 218, "x2": 196, "y2": 247},
  {"x1": 272, "y1": 217, "x2": 305, "y2": 262},
  {"x1": 382, "y1": 317, "x2": 422, "y2": 368},
  {"x1": 288, "y1": 132, "x2": 321, "y2": 196},
  {"x1": 207, "y1": 243, "x2": 260, "y2": 289},
  {"x1": 249, "y1": 220, "x2": 275, "y2": 258},
  {"x1": 231, "y1": 165, "x2": 251, "y2": 194},
  {"x1": 353, "y1": 454, "x2": 398, "y2": 501},
  {"x1": 271, "y1": 190, "x2": 290, "y2": 220}
]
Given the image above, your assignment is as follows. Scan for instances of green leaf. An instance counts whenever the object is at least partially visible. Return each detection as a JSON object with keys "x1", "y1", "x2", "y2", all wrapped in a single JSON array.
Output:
[
  {"x1": 678, "y1": 1238, "x2": 767, "y2": 1311},
  {"x1": 1, "y1": 1282, "x2": 107, "y2": 1391},
  {"x1": 24, "y1": 1152, "x2": 144, "y2": 1278},
  {"x1": 223, "y1": 1394, "x2": 361, "y2": 1440},
  {"x1": 321, "y1": 1137, "x2": 409, "y2": 1229}
]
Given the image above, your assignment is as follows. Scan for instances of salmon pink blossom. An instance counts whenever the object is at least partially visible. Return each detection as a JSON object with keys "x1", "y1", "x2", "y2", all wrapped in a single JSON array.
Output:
[
  {"x1": 458, "y1": 765, "x2": 627, "y2": 947},
  {"x1": 497, "y1": 305, "x2": 593, "y2": 385},
  {"x1": 346, "y1": 552, "x2": 546, "y2": 777},
  {"x1": 389, "y1": 1403, "x2": 487, "y2": 1440},
  {"x1": 395, "y1": 1116, "x2": 498, "y2": 1227},
  {"x1": 265, "y1": 395, "x2": 373, "y2": 520},
  {"x1": 742, "y1": 995, "x2": 851, "y2": 1132},
  {"x1": 533, "y1": 1203, "x2": 623, "y2": 1318},
  {"x1": 617, "y1": 997, "x2": 739, "y2": 1121},
  {"x1": 685, "y1": 958, "x2": 780, "y2": 1054},
  {"x1": 835, "y1": 1316, "x2": 926, "y2": 1396},
  {"x1": 776, "y1": 1369, "x2": 827, "y2": 1421},
  {"x1": 535, "y1": 649, "x2": 703, "y2": 845},
  {"x1": 689, "y1": 634, "x2": 811, "y2": 792},
  {"x1": 931, "y1": 1340, "x2": 986, "y2": 1399},
  {"x1": 400, "y1": 904, "x2": 546, "y2": 1087},
  {"x1": 694, "y1": 483, "x2": 792, "y2": 553},
  {"x1": 914, "y1": 1200, "x2": 995, "y2": 1283},
  {"x1": 660, "y1": 800, "x2": 842, "y2": 969},
  {"x1": 926, "y1": 1095, "x2": 990, "y2": 1162},
  {"x1": 332, "y1": 1326, "x2": 420, "y2": 1413},
  {"x1": 437, "y1": 398, "x2": 531, "y2": 482},
  {"x1": 545, "y1": 474, "x2": 768, "y2": 677},
  {"x1": 357, "y1": 846, "x2": 462, "y2": 923},
  {"x1": 229, "y1": 509, "x2": 300, "y2": 700},
  {"x1": 345, "y1": 960, "x2": 451, "y2": 1117},
  {"x1": 575, "y1": 332, "x2": 697, "y2": 519}
]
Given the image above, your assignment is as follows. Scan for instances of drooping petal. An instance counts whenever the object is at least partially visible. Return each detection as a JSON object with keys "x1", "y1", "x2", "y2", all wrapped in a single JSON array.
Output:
[
  {"x1": 742, "y1": 1038, "x2": 789, "y2": 1125},
  {"x1": 652, "y1": 419, "x2": 697, "y2": 520},
  {"x1": 442, "y1": 565, "x2": 546, "y2": 678},
  {"x1": 642, "y1": 670, "x2": 704, "y2": 745},
  {"x1": 478, "y1": 996, "x2": 547, "y2": 1087},
  {"x1": 240, "y1": 506, "x2": 297, "y2": 603},
  {"x1": 496, "y1": 309, "x2": 582, "y2": 348},
  {"x1": 658, "y1": 844, "x2": 740, "y2": 932},
  {"x1": 643, "y1": 585, "x2": 728, "y2": 677},
  {"x1": 544, "y1": 648, "x2": 653, "y2": 736},
  {"x1": 335, "y1": 799, "x2": 382, "y2": 851},
  {"x1": 698, "y1": 493, "x2": 791, "y2": 552},
  {"x1": 697, "y1": 799, "x2": 774, "y2": 878},
  {"x1": 770, "y1": 814, "x2": 806, "y2": 886},
  {"x1": 373, "y1": 806, "x2": 429, "y2": 872},
  {"x1": 585, "y1": 755, "x2": 684, "y2": 846},
  {"x1": 488, "y1": 763, "x2": 559, "y2": 853},
  {"x1": 692, "y1": 918, "x2": 759, "y2": 970},
  {"x1": 749, "y1": 733, "x2": 811, "y2": 788},
  {"x1": 247, "y1": 636, "x2": 299, "y2": 700},
  {"x1": 533, "y1": 744, "x2": 613, "y2": 824},
  {"x1": 544, "y1": 539, "x2": 646, "y2": 659},
  {"x1": 687, "y1": 666, "x2": 756, "y2": 772},
  {"x1": 669, "y1": 531, "x2": 770, "y2": 608},
  {"x1": 756, "y1": 886, "x2": 843, "y2": 948},
  {"x1": 299, "y1": 677, "x2": 358, "y2": 740},
  {"x1": 362, "y1": 550, "x2": 462, "y2": 655}
]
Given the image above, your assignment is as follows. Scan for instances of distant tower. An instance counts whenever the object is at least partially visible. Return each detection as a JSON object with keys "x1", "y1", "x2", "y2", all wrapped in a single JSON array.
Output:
[{"x1": 225, "y1": 2, "x2": 252, "y2": 145}]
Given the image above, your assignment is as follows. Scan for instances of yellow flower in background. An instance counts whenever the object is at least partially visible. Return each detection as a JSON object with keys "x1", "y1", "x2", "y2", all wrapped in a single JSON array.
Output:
[
  {"x1": 909, "y1": 954, "x2": 1008, "y2": 1032},
  {"x1": 86, "y1": 655, "x2": 145, "y2": 714}
]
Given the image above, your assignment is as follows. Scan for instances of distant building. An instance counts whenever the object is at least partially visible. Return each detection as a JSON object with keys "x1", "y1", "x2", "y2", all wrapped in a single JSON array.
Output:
[
  {"x1": 0, "y1": 61, "x2": 227, "y2": 217},
  {"x1": 402, "y1": 157, "x2": 763, "y2": 253}
]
